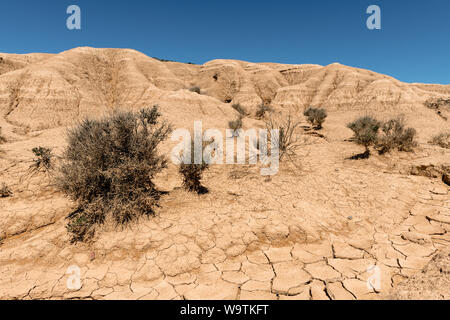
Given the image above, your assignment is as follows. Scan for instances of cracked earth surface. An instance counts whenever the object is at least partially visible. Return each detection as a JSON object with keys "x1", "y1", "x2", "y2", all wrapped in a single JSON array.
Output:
[{"x1": 1, "y1": 133, "x2": 448, "y2": 300}]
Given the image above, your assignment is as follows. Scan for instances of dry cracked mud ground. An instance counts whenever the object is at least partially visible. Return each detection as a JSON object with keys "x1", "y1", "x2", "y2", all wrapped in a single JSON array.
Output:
[{"x1": 0, "y1": 48, "x2": 449, "y2": 300}]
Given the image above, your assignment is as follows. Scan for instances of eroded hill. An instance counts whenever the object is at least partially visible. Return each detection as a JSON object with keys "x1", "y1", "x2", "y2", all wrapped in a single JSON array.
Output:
[{"x1": 0, "y1": 47, "x2": 449, "y2": 300}]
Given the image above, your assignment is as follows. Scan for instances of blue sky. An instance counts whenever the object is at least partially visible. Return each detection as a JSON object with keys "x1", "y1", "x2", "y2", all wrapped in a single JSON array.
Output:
[{"x1": 1, "y1": 0, "x2": 449, "y2": 84}]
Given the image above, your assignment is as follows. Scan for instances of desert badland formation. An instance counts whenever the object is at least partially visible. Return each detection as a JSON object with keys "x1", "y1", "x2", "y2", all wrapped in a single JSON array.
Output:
[{"x1": 0, "y1": 47, "x2": 449, "y2": 300}]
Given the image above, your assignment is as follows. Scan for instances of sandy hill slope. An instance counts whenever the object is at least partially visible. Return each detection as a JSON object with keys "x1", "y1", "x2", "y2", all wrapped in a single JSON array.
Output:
[
  {"x1": 0, "y1": 47, "x2": 449, "y2": 300},
  {"x1": 0, "y1": 47, "x2": 449, "y2": 131},
  {"x1": 0, "y1": 53, "x2": 54, "y2": 76}
]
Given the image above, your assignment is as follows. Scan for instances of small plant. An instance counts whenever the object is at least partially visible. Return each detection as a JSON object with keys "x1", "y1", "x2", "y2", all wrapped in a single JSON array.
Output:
[
  {"x1": 179, "y1": 140, "x2": 209, "y2": 194},
  {"x1": 256, "y1": 104, "x2": 272, "y2": 119},
  {"x1": 429, "y1": 131, "x2": 450, "y2": 149},
  {"x1": 424, "y1": 98, "x2": 450, "y2": 120},
  {"x1": 29, "y1": 146, "x2": 54, "y2": 173},
  {"x1": 347, "y1": 116, "x2": 381, "y2": 159},
  {"x1": 0, "y1": 183, "x2": 12, "y2": 198},
  {"x1": 56, "y1": 106, "x2": 172, "y2": 243},
  {"x1": 303, "y1": 107, "x2": 327, "y2": 129},
  {"x1": 377, "y1": 115, "x2": 417, "y2": 154},
  {"x1": 232, "y1": 103, "x2": 247, "y2": 116},
  {"x1": 189, "y1": 86, "x2": 201, "y2": 94},
  {"x1": 0, "y1": 127, "x2": 6, "y2": 144},
  {"x1": 265, "y1": 114, "x2": 302, "y2": 161},
  {"x1": 228, "y1": 116, "x2": 243, "y2": 137}
]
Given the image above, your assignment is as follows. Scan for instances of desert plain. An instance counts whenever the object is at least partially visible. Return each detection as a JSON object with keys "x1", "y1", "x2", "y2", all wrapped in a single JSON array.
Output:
[{"x1": 0, "y1": 47, "x2": 449, "y2": 300}]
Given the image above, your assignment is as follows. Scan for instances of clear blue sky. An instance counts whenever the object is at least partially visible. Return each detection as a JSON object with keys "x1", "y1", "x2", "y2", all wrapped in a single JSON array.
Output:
[{"x1": 1, "y1": 0, "x2": 449, "y2": 84}]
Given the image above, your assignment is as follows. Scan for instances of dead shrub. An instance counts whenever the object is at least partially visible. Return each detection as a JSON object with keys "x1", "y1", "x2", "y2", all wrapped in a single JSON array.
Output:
[
  {"x1": 228, "y1": 116, "x2": 243, "y2": 137},
  {"x1": 265, "y1": 114, "x2": 302, "y2": 161},
  {"x1": 179, "y1": 140, "x2": 209, "y2": 194},
  {"x1": 232, "y1": 103, "x2": 247, "y2": 116},
  {"x1": 303, "y1": 107, "x2": 327, "y2": 129},
  {"x1": 29, "y1": 146, "x2": 54, "y2": 174},
  {"x1": 0, "y1": 127, "x2": 6, "y2": 144},
  {"x1": 56, "y1": 106, "x2": 172, "y2": 243},
  {"x1": 424, "y1": 98, "x2": 450, "y2": 120},
  {"x1": 376, "y1": 115, "x2": 417, "y2": 154},
  {"x1": 189, "y1": 86, "x2": 201, "y2": 94},
  {"x1": 0, "y1": 183, "x2": 12, "y2": 198},
  {"x1": 429, "y1": 131, "x2": 450, "y2": 149},
  {"x1": 347, "y1": 116, "x2": 381, "y2": 159},
  {"x1": 255, "y1": 104, "x2": 272, "y2": 119}
]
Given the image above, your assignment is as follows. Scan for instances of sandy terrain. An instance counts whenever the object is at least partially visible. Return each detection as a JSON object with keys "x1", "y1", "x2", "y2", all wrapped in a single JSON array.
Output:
[{"x1": 0, "y1": 47, "x2": 449, "y2": 300}]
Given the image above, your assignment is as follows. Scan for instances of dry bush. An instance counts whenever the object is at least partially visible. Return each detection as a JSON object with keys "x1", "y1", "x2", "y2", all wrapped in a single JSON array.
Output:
[
  {"x1": 429, "y1": 131, "x2": 450, "y2": 149},
  {"x1": 424, "y1": 97, "x2": 450, "y2": 120},
  {"x1": 347, "y1": 116, "x2": 381, "y2": 159},
  {"x1": 0, "y1": 127, "x2": 5, "y2": 155},
  {"x1": 377, "y1": 115, "x2": 417, "y2": 154},
  {"x1": 29, "y1": 146, "x2": 54, "y2": 174},
  {"x1": 179, "y1": 140, "x2": 209, "y2": 194},
  {"x1": 0, "y1": 183, "x2": 12, "y2": 198},
  {"x1": 232, "y1": 103, "x2": 247, "y2": 116},
  {"x1": 254, "y1": 82, "x2": 277, "y2": 106},
  {"x1": 303, "y1": 107, "x2": 327, "y2": 129},
  {"x1": 0, "y1": 127, "x2": 6, "y2": 144},
  {"x1": 56, "y1": 106, "x2": 172, "y2": 243},
  {"x1": 228, "y1": 116, "x2": 243, "y2": 137},
  {"x1": 265, "y1": 114, "x2": 302, "y2": 161},
  {"x1": 213, "y1": 71, "x2": 240, "y2": 103},
  {"x1": 189, "y1": 86, "x2": 201, "y2": 94},
  {"x1": 256, "y1": 104, "x2": 272, "y2": 119}
]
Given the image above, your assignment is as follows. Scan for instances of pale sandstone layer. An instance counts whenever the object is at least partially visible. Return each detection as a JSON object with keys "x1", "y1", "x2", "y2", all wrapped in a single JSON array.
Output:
[{"x1": 0, "y1": 47, "x2": 449, "y2": 300}]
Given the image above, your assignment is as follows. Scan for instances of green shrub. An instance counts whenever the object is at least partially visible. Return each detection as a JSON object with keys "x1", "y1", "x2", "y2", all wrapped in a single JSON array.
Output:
[
  {"x1": 232, "y1": 103, "x2": 247, "y2": 116},
  {"x1": 377, "y1": 115, "x2": 417, "y2": 154},
  {"x1": 347, "y1": 116, "x2": 381, "y2": 158},
  {"x1": 303, "y1": 107, "x2": 327, "y2": 129},
  {"x1": 429, "y1": 131, "x2": 450, "y2": 149},
  {"x1": 56, "y1": 106, "x2": 172, "y2": 243},
  {"x1": 179, "y1": 140, "x2": 209, "y2": 194}
]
